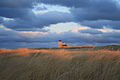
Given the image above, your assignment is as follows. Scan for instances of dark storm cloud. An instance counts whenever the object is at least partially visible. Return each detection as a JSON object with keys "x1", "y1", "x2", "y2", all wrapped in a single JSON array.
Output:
[
  {"x1": 0, "y1": 26, "x2": 25, "y2": 42},
  {"x1": 60, "y1": 31, "x2": 120, "y2": 44},
  {"x1": 2, "y1": 11, "x2": 74, "y2": 30},
  {"x1": 71, "y1": 7, "x2": 120, "y2": 21},
  {"x1": 0, "y1": 0, "x2": 75, "y2": 30},
  {"x1": 40, "y1": 0, "x2": 119, "y2": 21},
  {"x1": 0, "y1": 17, "x2": 4, "y2": 23},
  {"x1": 79, "y1": 29, "x2": 102, "y2": 34},
  {"x1": 80, "y1": 20, "x2": 120, "y2": 29},
  {"x1": 0, "y1": 8, "x2": 30, "y2": 18},
  {"x1": 70, "y1": 0, "x2": 120, "y2": 21},
  {"x1": 0, "y1": 0, "x2": 120, "y2": 30},
  {"x1": 0, "y1": 25, "x2": 120, "y2": 49},
  {"x1": 0, "y1": 0, "x2": 34, "y2": 8},
  {"x1": 40, "y1": 0, "x2": 91, "y2": 8},
  {"x1": 41, "y1": 0, "x2": 120, "y2": 29},
  {"x1": 0, "y1": 25, "x2": 56, "y2": 48},
  {"x1": 0, "y1": 0, "x2": 120, "y2": 48}
]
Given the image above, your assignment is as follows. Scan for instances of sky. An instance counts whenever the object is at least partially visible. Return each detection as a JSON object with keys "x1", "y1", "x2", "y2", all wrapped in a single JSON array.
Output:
[{"x1": 0, "y1": 0, "x2": 120, "y2": 48}]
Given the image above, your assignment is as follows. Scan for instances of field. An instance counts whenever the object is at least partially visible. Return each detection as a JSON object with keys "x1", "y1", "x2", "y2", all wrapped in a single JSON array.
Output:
[{"x1": 0, "y1": 46, "x2": 120, "y2": 80}]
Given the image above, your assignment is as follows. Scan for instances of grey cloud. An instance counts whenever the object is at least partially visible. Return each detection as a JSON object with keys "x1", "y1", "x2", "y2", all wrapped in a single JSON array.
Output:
[
  {"x1": 0, "y1": 0, "x2": 120, "y2": 30},
  {"x1": 40, "y1": 0, "x2": 120, "y2": 29},
  {"x1": 0, "y1": 0, "x2": 34, "y2": 8},
  {"x1": 62, "y1": 31, "x2": 120, "y2": 44},
  {"x1": 0, "y1": 0, "x2": 120, "y2": 48},
  {"x1": 79, "y1": 29, "x2": 102, "y2": 34},
  {"x1": 71, "y1": 5, "x2": 120, "y2": 21},
  {"x1": 2, "y1": 11, "x2": 75, "y2": 30},
  {"x1": 0, "y1": 26, "x2": 120, "y2": 48},
  {"x1": 0, "y1": 17, "x2": 4, "y2": 23},
  {"x1": 80, "y1": 20, "x2": 120, "y2": 29},
  {"x1": 0, "y1": 8, "x2": 31, "y2": 18},
  {"x1": 0, "y1": 26, "x2": 24, "y2": 42},
  {"x1": 40, "y1": 0, "x2": 91, "y2": 8},
  {"x1": 35, "y1": 0, "x2": 120, "y2": 22}
]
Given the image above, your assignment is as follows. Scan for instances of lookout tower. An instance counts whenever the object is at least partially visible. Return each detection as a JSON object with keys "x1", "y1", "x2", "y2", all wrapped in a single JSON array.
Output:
[
  {"x1": 58, "y1": 40, "x2": 63, "y2": 47},
  {"x1": 58, "y1": 40, "x2": 68, "y2": 47}
]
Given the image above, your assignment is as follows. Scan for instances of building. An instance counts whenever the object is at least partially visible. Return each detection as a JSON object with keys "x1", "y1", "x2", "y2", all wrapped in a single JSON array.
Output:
[
  {"x1": 57, "y1": 40, "x2": 96, "y2": 48},
  {"x1": 58, "y1": 40, "x2": 67, "y2": 47}
]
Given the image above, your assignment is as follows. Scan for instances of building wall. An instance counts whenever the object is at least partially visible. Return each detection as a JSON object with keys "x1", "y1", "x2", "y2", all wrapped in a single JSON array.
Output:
[
  {"x1": 58, "y1": 40, "x2": 63, "y2": 47},
  {"x1": 58, "y1": 40, "x2": 68, "y2": 47}
]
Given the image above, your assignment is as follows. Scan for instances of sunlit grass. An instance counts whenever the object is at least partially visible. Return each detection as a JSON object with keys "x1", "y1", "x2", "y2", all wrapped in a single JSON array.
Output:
[{"x1": 0, "y1": 49, "x2": 120, "y2": 80}]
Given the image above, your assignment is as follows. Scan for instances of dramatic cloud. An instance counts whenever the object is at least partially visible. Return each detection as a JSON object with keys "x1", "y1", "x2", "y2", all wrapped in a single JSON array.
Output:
[
  {"x1": 0, "y1": 3, "x2": 75, "y2": 31},
  {"x1": 32, "y1": 3, "x2": 71, "y2": 15},
  {"x1": 0, "y1": 0, "x2": 120, "y2": 48},
  {"x1": 0, "y1": 24, "x2": 120, "y2": 48},
  {"x1": 80, "y1": 20, "x2": 120, "y2": 29},
  {"x1": 0, "y1": 0, "x2": 34, "y2": 8},
  {"x1": 79, "y1": 29, "x2": 102, "y2": 34},
  {"x1": 40, "y1": 0, "x2": 91, "y2": 8},
  {"x1": 41, "y1": 0, "x2": 120, "y2": 20},
  {"x1": 43, "y1": 22, "x2": 80, "y2": 33},
  {"x1": 40, "y1": 0, "x2": 120, "y2": 30}
]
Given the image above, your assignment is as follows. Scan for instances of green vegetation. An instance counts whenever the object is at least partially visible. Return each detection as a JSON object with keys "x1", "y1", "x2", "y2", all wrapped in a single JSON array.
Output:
[
  {"x1": 93, "y1": 45, "x2": 120, "y2": 50},
  {"x1": 31, "y1": 45, "x2": 120, "y2": 51}
]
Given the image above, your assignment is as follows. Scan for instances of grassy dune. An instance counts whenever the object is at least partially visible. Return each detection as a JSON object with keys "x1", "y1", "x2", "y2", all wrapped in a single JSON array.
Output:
[{"x1": 0, "y1": 48, "x2": 120, "y2": 80}]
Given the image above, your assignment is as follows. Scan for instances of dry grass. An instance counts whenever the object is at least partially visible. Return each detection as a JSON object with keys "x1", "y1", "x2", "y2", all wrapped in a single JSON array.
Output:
[{"x1": 0, "y1": 49, "x2": 120, "y2": 80}]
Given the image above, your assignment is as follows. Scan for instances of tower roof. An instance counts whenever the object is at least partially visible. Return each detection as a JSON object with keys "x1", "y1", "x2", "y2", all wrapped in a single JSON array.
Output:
[{"x1": 58, "y1": 40, "x2": 62, "y2": 41}]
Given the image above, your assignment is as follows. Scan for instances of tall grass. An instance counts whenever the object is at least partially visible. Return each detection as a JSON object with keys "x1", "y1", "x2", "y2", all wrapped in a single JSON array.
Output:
[{"x1": 0, "y1": 49, "x2": 120, "y2": 80}]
